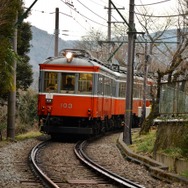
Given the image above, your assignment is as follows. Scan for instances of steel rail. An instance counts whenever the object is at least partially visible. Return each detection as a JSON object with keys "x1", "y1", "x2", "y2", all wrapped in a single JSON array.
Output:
[
  {"x1": 29, "y1": 141, "x2": 60, "y2": 188},
  {"x1": 74, "y1": 140, "x2": 145, "y2": 188}
]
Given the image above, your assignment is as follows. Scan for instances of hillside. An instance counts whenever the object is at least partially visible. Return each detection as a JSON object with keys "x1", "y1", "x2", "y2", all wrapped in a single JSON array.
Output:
[
  {"x1": 28, "y1": 26, "x2": 78, "y2": 72},
  {"x1": 27, "y1": 26, "x2": 78, "y2": 88}
]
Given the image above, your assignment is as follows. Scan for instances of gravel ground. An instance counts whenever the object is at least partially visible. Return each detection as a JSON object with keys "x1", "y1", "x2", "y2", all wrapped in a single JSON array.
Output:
[
  {"x1": 0, "y1": 138, "x2": 42, "y2": 188},
  {"x1": 85, "y1": 133, "x2": 187, "y2": 188},
  {"x1": 0, "y1": 133, "x2": 187, "y2": 188}
]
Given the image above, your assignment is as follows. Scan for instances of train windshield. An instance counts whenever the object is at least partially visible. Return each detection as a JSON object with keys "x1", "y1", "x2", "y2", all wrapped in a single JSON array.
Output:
[
  {"x1": 44, "y1": 72, "x2": 58, "y2": 92},
  {"x1": 61, "y1": 73, "x2": 75, "y2": 92},
  {"x1": 41, "y1": 71, "x2": 93, "y2": 94}
]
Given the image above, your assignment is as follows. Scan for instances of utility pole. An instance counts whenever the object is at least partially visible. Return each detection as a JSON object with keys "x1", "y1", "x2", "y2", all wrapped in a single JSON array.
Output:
[
  {"x1": 107, "y1": 0, "x2": 112, "y2": 61},
  {"x1": 107, "y1": 0, "x2": 111, "y2": 42},
  {"x1": 123, "y1": 0, "x2": 136, "y2": 145},
  {"x1": 7, "y1": 13, "x2": 17, "y2": 140},
  {"x1": 105, "y1": 1, "x2": 124, "y2": 62},
  {"x1": 54, "y1": 7, "x2": 59, "y2": 57},
  {"x1": 142, "y1": 38, "x2": 148, "y2": 122}
]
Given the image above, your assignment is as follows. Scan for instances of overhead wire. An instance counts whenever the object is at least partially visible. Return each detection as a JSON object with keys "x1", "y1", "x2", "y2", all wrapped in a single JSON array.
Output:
[
  {"x1": 135, "y1": 0, "x2": 171, "y2": 6},
  {"x1": 60, "y1": 0, "x2": 107, "y2": 27},
  {"x1": 77, "y1": 0, "x2": 107, "y2": 21},
  {"x1": 135, "y1": 12, "x2": 186, "y2": 18}
]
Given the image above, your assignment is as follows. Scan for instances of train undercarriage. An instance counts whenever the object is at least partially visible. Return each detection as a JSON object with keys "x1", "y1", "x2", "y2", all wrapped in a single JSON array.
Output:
[{"x1": 39, "y1": 114, "x2": 126, "y2": 136}]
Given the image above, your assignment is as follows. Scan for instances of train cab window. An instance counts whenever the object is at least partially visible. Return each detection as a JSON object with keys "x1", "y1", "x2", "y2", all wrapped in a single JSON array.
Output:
[
  {"x1": 119, "y1": 82, "x2": 126, "y2": 97},
  {"x1": 44, "y1": 72, "x2": 58, "y2": 92},
  {"x1": 78, "y1": 73, "x2": 93, "y2": 94},
  {"x1": 61, "y1": 73, "x2": 75, "y2": 93}
]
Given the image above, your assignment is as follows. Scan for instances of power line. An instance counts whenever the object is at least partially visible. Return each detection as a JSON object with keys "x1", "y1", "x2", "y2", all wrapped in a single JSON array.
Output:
[
  {"x1": 60, "y1": 0, "x2": 107, "y2": 27},
  {"x1": 135, "y1": 11, "x2": 185, "y2": 18},
  {"x1": 135, "y1": 0, "x2": 171, "y2": 6},
  {"x1": 86, "y1": 0, "x2": 106, "y2": 7},
  {"x1": 77, "y1": 0, "x2": 107, "y2": 21}
]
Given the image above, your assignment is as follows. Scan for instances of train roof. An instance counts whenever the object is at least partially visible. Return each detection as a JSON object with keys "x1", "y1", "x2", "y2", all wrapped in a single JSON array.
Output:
[
  {"x1": 40, "y1": 49, "x2": 154, "y2": 82},
  {"x1": 40, "y1": 49, "x2": 124, "y2": 77}
]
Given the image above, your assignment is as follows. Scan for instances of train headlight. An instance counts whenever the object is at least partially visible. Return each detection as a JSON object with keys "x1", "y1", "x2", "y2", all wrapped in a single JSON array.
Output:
[
  {"x1": 46, "y1": 99, "x2": 53, "y2": 104},
  {"x1": 66, "y1": 52, "x2": 73, "y2": 63},
  {"x1": 45, "y1": 93, "x2": 53, "y2": 104}
]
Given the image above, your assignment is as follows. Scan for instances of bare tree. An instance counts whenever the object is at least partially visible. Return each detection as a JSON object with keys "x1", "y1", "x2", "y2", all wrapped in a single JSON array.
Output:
[{"x1": 134, "y1": 2, "x2": 188, "y2": 134}]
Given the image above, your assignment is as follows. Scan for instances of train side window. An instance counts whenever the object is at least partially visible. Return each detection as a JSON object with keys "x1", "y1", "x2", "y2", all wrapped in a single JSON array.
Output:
[
  {"x1": 112, "y1": 79, "x2": 116, "y2": 97},
  {"x1": 78, "y1": 73, "x2": 93, "y2": 94},
  {"x1": 104, "y1": 77, "x2": 111, "y2": 96},
  {"x1": 133, "y1": 82, "x2": 142, "y2": 98},
  {"x1": 119, "y1": 82, "x2": 126, "y2": 97},
  {"x1": 44, "y1": 72, "x2": 58, "y2": 92},
  {"x1": 98, "y1": 75, "x2": 103, "y2": 95}
]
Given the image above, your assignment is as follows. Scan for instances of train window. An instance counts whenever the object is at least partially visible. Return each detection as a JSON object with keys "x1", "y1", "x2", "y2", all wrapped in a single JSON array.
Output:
[
  {"x1": 78, "y1": 73, "x2": 93, "y2": 94},
  {"x1": 133, "y1": 83, "x2": 142, "y2": 98},
  {"x1": 98, "y1": 75, "x2": 103, "y2": 95},
  {"x1": 104, "y1": 77, "x2": 111, "y2": 96},
  {"x1": 61, "y1": 73, "x2": 75, "y2": 93},
  {"x1": 44, "y1": 72, "x2": 58, "y2": 92},
  {"x1": 112, "y1": 79, "x2": 116, "y2": 97},
  {"x1": 119, "y1": 82, "x2": 126, "y2": 97}
]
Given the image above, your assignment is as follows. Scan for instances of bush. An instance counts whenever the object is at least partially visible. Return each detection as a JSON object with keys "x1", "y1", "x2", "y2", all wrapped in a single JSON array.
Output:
[{"x1": 17, "y1": 89, "x2": 38, "y2": 127}]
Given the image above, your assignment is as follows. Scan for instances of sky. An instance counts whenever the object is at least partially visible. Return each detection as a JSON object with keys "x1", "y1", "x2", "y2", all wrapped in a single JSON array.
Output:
[{"x1": 23, "y1": 0, "x2": 178, "y2": 40}]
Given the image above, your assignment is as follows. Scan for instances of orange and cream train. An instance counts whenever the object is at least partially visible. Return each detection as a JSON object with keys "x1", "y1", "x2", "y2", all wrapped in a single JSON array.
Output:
[{"x1": 38, "y1": 49, "x2": 152, "y2": 136}]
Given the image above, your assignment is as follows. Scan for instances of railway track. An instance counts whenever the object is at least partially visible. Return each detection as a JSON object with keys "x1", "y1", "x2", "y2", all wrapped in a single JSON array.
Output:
[
  {"x1": 74, "y1": 140, "x2": 145, "y2": 188},
  {"x1": 29, "y1": 132, "x2": 186, "y2": 188},
  {"x1": 29, "y1": 141, "x2": 59, "y2": 188},
  {"x1": 29, "y1": 139, "x2": 115, "y2": 187},
  {"x1": 29, "y1": 135, "x2": 144, "y2": 188}
]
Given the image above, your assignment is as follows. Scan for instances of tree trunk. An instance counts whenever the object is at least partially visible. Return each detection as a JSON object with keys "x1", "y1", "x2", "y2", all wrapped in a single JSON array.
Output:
[{"x1": 139, "y1": 71, "x2": 162, "y2": 134}]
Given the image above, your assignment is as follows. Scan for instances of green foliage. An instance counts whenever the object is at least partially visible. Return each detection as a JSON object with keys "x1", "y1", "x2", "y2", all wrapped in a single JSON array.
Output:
[
  {"x1": 130, "y1": 129, "x2": 156, "y2": 154},
  {"x1": 0, "y1": 0, "x2": 33, "y2": 99},
  {"x1": 181, "y1": 170, "x2": 188, "y2": 178},
  {"x1": 17, "y1": 59, "x2": 33, "y2": 90},
  {"x1": 16, "y1": 131, "x2": 42, "y2": 140},
  {"x1": 17, "y1": 89, "x2": 38, "y2": 126},
  {"x1": 0, "y1": 0, "x2": 22, "y2": 96},
  {"x1": 17, "y1": 22, "x2": 33, "y2": 90}
]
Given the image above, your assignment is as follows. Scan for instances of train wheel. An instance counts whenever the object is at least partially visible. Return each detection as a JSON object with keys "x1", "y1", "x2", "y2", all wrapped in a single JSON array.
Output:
[{"x1": 93, "y1": 120, "x2": 101, "y2": 135}]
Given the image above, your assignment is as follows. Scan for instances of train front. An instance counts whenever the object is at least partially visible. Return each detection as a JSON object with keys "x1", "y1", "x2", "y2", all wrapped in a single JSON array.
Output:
[{"x1": 38, "y1": 49, "x2": 98, "y2": 136}]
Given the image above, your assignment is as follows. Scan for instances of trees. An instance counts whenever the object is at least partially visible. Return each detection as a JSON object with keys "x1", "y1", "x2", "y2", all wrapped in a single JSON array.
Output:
[
  {"x1": 0, "y1": 0, "x2": 20, "y2": 96},
  {"x1": 135, "y1": 1, "x2": 188, "y2": 134},
  {"x1": 0, "y1": 0, "x2": 34, "y2": 139},
  {"x1": 0, "y1": 1, "x2": 33, "y2": 97},
  {"x1": 17, "y1": 22, "x2": 33, "y2": 90}
]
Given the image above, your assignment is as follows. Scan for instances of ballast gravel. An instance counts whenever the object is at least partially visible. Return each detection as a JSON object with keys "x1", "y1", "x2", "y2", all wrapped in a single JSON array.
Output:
[{"x1": 0, "y1": 133, "x2": 187, "y2": 188}]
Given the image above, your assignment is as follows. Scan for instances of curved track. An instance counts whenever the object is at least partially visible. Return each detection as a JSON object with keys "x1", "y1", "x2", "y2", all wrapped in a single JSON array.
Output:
[
  {"x1": 29, "y1": 141, "x2": 60, "y2": 188},
  {"x1": 74, "y1": 140, "x2": 145, "y2": 188},
  {"x1": 30, "y1": 137, "x2": 145, "y2": 188}
]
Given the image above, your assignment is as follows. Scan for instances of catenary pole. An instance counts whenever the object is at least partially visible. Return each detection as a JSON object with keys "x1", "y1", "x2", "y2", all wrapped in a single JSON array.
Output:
[
  {"x1": 107, "y1": 0, "x2": 112, "y2": 61},
  {"x1": 123, "y1": 0, "x2": 136, "y2": 144},
  {"x1": 54, "y1": 8, "x2": 59, "y2": 57}
]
